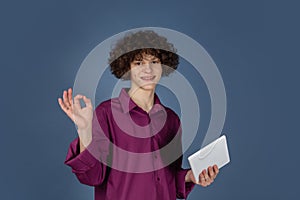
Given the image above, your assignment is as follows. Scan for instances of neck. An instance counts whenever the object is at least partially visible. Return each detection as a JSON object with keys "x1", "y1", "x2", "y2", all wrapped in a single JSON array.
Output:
[{"x1": 128, "y1": 87, "x2": 155, "y2": 113}]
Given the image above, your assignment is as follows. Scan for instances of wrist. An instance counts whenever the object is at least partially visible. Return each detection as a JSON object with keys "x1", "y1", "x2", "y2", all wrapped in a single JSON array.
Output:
[
  {"x1": 185, "y1": 170, "x2": 192, "y2": 182},
  {"x1": 77, "y1": 129, "x2": 92, "y2": 148}
]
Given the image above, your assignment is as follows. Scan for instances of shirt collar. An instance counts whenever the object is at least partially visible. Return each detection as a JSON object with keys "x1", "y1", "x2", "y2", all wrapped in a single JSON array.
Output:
[{"x1": 118, "y1": 88, "x2": 163, "y2": 114}]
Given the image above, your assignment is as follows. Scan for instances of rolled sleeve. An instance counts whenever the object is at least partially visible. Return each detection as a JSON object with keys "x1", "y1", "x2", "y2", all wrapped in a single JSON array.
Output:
[
  {"x1": 64, "y1": 137, "x2": 108, "y2": 186},
  {"x1": 176, "y1": 168, "x2": 195, "y2": 199},
  {"x1": 64, "y1": 138, "x2": 99, "y2": 172}
]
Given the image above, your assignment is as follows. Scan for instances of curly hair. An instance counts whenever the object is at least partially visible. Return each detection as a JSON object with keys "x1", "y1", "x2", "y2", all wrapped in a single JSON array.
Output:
[{"x1": 108, "y1": 30, "x2": 179, "y2": 79}]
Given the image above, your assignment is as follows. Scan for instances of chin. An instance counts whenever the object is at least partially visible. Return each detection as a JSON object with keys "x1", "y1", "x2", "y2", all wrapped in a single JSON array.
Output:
[{"x1": 140, "y1": 83, "x2": 156, "y2": 90}]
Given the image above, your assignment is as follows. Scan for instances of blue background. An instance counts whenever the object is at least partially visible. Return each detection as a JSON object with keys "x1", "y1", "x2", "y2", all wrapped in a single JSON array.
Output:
[{"x1": 1, "y1": 0, "x2": 299, "y2": 199}]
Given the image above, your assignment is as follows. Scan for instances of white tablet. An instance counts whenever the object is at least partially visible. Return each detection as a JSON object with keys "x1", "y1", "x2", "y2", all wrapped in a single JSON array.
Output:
[{"x1": 188, "y1": 135, "x2": 230, "y2": 182}]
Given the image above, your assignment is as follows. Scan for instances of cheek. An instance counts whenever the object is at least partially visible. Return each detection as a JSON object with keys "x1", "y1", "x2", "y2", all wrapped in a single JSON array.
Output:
[
  {"x1": 130, "y1": 70, "x2": 140, "y2": 81},
  {"x1": 157, "y1": 67, "x2": 163, "y2": 76},
  {"x1": 129, "y1": 67, "x2": 137, "y2": 77}
]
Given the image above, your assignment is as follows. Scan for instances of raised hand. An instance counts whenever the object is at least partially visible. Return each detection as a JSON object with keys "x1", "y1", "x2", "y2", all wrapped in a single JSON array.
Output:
[
  {"x1": 185, "y1": 165, "x2": 219, "y2": 187},
  {"x1": 58, "y1": 88, "x2": 93, "y2": 148}
]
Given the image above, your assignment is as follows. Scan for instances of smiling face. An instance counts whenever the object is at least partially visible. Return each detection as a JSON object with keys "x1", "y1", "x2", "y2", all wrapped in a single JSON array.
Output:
[{"x1": 129, "y1": 53, "x2": 162, "y2": 91}]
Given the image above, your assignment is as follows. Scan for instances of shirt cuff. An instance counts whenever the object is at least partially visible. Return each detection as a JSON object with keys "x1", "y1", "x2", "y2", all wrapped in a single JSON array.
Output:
[
  {"x1": 64, "y1": 138, "x2": 99, "y2": 172},
  {"x1": 176, "y1": 168, "x2": 196, "y2": 199}
]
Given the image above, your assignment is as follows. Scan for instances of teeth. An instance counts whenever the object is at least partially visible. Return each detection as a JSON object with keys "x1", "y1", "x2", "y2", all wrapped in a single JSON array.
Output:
[{"x1": 141, "y1": 76, "x2": 155, "y2": 80}]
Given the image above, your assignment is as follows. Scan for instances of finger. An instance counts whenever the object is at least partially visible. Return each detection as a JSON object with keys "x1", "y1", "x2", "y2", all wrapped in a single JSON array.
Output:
[
  {"x1": 58, "y1": 97, "x2": 74, "y2": 118},
  {"x1": 203, "y1": 169, "x2": 211, "y2": 183},
  {"x1": 213, "y1": 165, "x2": 219, "y2": 177},
  {"x1": 58, "y1": 97, "x2": 74, "y2": 119},
  {"x1": 199, "y1": 172, "x2": 206, "y2": 185},
  {"x1": 214, "y1": 165, "x2": 219, "y2": 173},
  {"x1": 68, "y1": 88, "x2": 73, "y2": 106},
  {"x1": 63, "y1": 90, "x2": 71, "y2": 108},
  {"x1": 58, "y1": 97, "x2": 69, "y2": 111},
  {"x1": 213, "y1": 165, "x2": 219, "y2": 178},
  {"x1": 208, "y1": 166, "x2": 215, "y2": 179},
  {"x1": 73, "y1": 94, "x2": 83, "y2": 110},
  {"x1": 83, "y1": 96, "x2": 93, "y2": 109},
  {"x1": 58, "y1": 98, "x2": 66, "y2": 110}
]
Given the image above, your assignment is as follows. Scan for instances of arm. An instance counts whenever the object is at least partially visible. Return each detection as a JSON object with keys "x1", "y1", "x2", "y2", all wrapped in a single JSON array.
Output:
[
  {"x1": 64, "y1": 137, "x2": 109, "y2": 186},
  {"x1": 171, "y1": 115, "x2": 220, "y2": 199},
  {"x1": 169, "y1": 116, "x2": 195, "y2": 199},
  {"x1": 58, "y1": 88, "x2": 110, "y2": 186},
  {"x1": 173, "y1": 158, "x2": 196, "y2": 199},
  {"x1": 58, "y1": 88, "x2": 93, "y2": 149}
]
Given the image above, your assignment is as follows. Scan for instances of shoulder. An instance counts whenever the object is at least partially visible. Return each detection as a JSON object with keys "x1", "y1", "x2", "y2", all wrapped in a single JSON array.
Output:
[
  {"x1": 95, "y1": 99, "x2": 110, "y2": 113},
  {"x1": 155, "y1": 93, "x2": 180, "y2": 122},
  {"x1": 94, "y1": 97, "x2": 122, "y2": 115},
  {"x1": 161, "y1": 105, "x2": 181, "y2": 125},
  {"x1": 164, "y1": 106, "x2": 179, "y2": 117},
  {"x1": 159, "y1": 105, "x2": 182, "y2": 136}
]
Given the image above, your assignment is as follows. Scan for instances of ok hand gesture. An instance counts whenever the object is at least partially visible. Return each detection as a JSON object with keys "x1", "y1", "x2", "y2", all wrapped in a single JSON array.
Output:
[{"x1": 58, "y1": 88, "x2": 93, "y2": 147}]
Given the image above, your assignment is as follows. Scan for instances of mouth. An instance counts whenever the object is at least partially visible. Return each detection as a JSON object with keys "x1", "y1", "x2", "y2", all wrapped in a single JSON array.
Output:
[{"x1": 140, "y1": 76, "x2": 156, "y2": 81}]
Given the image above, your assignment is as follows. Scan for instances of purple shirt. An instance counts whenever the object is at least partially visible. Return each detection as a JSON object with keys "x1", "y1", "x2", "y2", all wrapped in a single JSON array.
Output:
[{"x1": 65, "y1": 89, "x2": 195, "y2": 200}]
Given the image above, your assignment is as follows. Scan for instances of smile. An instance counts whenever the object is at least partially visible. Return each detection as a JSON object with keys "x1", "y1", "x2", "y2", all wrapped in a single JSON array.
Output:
[{"x1": 140, "y1": 76, "x2": 156, "y2": 81}]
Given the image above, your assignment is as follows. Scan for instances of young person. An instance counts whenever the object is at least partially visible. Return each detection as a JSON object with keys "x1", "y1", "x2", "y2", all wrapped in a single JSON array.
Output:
[{"x1": 58, "y1": 30, "x2": 219, "y2": 200}]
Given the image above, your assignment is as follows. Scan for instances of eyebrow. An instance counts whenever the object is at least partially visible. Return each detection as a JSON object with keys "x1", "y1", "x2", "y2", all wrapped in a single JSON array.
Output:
[{"x1": 133, "y1": 57, "x2": 160, "y2": 62}]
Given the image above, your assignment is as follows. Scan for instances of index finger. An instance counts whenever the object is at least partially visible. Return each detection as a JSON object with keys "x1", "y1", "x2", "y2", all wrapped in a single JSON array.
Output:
[
  {"x1": 83, "y1": 96, "x2": 93, "y2": 109},
  {"x1": 73, "y1": 94, "x2": 83, "y2": 110}
]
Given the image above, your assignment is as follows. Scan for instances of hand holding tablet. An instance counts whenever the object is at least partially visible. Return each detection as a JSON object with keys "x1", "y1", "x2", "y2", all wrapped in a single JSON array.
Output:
[{"x1": 188, "y1": 135, "x2": 230, "y2": 183}]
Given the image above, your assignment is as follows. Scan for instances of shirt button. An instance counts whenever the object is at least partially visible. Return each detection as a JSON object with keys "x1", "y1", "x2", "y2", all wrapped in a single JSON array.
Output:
[{"x1": 157, "y1": 177, "x2": 160, "y2": 181}]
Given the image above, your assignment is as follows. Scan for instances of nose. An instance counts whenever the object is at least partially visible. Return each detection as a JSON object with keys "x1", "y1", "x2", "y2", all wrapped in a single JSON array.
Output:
[{"x1": 143, "y1": 62, "x2": 153, "y2": 73}]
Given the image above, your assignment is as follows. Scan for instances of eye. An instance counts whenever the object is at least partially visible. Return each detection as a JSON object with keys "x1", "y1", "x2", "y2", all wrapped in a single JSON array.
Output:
[
  {"x1": 134, "y1": 61, "x2": 142, "y2": 66},
  {"x1": 151, "y1": 60, "x2": 160, "y2": 64}
]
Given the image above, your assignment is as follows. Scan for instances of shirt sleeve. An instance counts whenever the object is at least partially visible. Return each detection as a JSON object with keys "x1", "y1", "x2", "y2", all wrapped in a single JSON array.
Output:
[
  {"x1": 64, "y1": 107, "x2": 111, "y2": 186},
  {"x1": 171, "y1": 114, "x2": 196, "y2": 199},
  {"x1": 175, "y1": 166, "x2": 195, "y2": 199}
]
